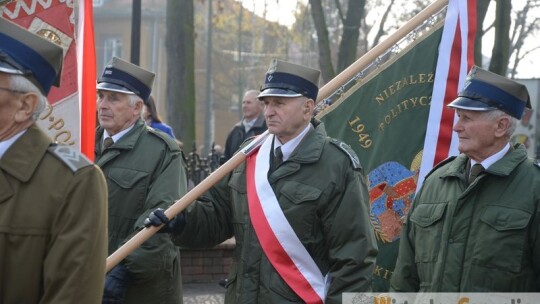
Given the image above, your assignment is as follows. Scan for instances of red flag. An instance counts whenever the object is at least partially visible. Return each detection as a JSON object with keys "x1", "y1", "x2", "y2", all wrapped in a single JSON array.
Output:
[{"x1": 77, "y1": 0, "x2": 96, "y2": 160}]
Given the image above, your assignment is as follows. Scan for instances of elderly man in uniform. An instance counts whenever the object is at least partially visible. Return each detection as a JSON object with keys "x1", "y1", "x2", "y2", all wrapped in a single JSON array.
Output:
[
  {"x1": 391, "y1": 66, "x2": 540, "y2": 292},
  {"x1": 95, "y1": 57, "x2": 187, "y2": 303},
  {"x1": 147, "y1": 59, "x2": 378, "y2": 303},
  {"x1": 0, "y1": 18, "x2": 108, "y2": 303}
]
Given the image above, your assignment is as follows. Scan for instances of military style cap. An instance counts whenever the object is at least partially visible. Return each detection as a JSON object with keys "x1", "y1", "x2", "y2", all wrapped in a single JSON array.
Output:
[
  {"x1": 448, "y1": 65, "x2": 531, "y2": 119},
  {"x1": 258, "y1": 59, "x2": 320, "y2": 101},
  {"x1": 0, "y1": 17, "x2": 63, "y2": 95},
  {"x1": 97, "y1": 57, "x2": 155, "y2": 102}
]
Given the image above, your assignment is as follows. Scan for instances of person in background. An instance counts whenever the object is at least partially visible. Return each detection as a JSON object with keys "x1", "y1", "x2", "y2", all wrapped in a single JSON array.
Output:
[
  {"x1": 146, "y1": 59, "x2": 378, "y2": 303},
  {"x1": 143, "y1": 95, "x2": 175, "y2": 138},
  {"x1": 220, "y1": 89, "x2": 267, "y2": 164},
  {"x1": 391, "y1": 66, "x2": 540, "y2": 292},
  {"x1": 95, "y1": 57, "x2": 187, "y2": 303},
  {"x1": 0, "y1": 17, "x2": 108, "y2": 303}
]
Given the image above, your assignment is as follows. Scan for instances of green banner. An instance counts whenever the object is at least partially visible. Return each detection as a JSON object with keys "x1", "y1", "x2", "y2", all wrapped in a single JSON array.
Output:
[{"x1": 318, "y1": 23, "x2": 443, "y2": 292}]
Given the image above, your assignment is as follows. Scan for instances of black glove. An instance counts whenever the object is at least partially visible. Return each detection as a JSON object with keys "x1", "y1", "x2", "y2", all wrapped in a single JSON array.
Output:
[
  {"x1": 144, "y1": 208, "x2": 187, "y2": 234},
  {"x1": 102, "y1": 264, "x2": 130, "y2": 304}
]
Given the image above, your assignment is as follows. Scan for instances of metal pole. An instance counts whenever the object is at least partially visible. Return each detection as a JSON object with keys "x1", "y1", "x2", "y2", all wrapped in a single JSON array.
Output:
[
  {"x1": 131, "y1": 0, "x2": 141, "y2": 65},
  {"x1": 203, "y1": 0, "x2": 214, "y2": 155}
]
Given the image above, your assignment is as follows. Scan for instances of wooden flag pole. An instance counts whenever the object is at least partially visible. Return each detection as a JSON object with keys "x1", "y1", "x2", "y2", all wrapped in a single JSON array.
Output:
[{"x1": 106, "y1": 0, "x2": 449, "y2": 272}]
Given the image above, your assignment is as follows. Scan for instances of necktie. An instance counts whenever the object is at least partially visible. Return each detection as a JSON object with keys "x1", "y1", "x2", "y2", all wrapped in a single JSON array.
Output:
[
  {"x1": 102, "y1": 137, "x2": 114, "y2": 152},
  {"x1": 269, "y1": 146, "x2": 283, "y2": 172},
  {"x1": 468, "y1": 163, "x2": 484, "y2": 184},
  {"x1": 274, "y1": 146, "x2": 283, "y2": 167}
]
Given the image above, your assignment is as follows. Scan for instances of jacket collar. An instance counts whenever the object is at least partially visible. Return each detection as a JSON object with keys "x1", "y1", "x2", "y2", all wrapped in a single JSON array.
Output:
[
  {"x1": 96, "y1": 119, "x2": 145, "y2": 154},
  {"x1": 440, "y1": 143, "x2": 527, "y2": 179},
  {"x1": 95, "y1": 119, "x2": 145, "y2": 165},
  {"x1": 269, "y1": 119, "x2": 326, "y2": 181},
  {"x1": 0, "y1": 123, "x2": 50, "y2": 183}
]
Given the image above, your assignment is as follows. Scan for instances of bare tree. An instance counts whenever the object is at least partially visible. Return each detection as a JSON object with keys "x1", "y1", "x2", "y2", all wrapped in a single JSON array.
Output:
[
  {"x1": 508, "y1": 0, "x2": 540, "y2": 78},
  {"x1": 488, "y1": 0, "x2": 511, "y2": 75},
  {"x1": 474, "y1": 0, "x2": 491, "y2": 67},
  {"x1": 166, "y1": 0, "x2": 196, "y2": 149},
  {"x1": 309, "y1": 0, "x2": 336, "y2": 82}
]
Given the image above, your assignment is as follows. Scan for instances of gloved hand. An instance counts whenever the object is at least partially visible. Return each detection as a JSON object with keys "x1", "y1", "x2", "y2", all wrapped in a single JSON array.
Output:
[
  {"x1": 144, "y1": 208, "x2": 187, "y2": 234},
  {"x1": 102, "y1": 264, "x2": 130, "y2": 304}
]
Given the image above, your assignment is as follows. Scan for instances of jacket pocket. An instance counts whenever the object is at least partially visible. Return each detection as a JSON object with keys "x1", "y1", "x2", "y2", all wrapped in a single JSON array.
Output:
[
  {"x1": 280, "y1": 181, "x2": 322, "y2": 204},
  {"x1": 107, "y1": 167, "x2": 149, "y2": 219},
  {"x1": 409, "y1": 202, "x2": 447, "y2": 263},
  {"x1": 472, "y1": 205, "x2": 531, "y2": 272},
  {"x1": 279, "y1": 181, "x2": 322, "y2": 238}
]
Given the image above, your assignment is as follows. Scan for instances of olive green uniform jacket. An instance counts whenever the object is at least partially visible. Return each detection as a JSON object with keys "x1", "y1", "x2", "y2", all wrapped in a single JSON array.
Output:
[
  {"x1": 391, "y1": 144, "x2": 540, "y2": 292},
  {"x1": 95, "y1": 119, "x2": 187, "y2": 304},
  {"x1": 173, "y1": 120, "x2": 378, "y2": 304},
  {"x1": 0, "y1": 124, "x2": 108, "y2": 304}
]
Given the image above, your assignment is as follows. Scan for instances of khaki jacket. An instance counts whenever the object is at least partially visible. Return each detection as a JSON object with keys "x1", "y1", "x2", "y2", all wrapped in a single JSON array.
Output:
[
  {"x1": 0, "y1": 124, "x2": 108, "y2": 303},
  {"x1": 391, "y1": 144, "x2": 540, "y2": 292},
  {"x1": 174, "y1": 120, "x2": 378, "y2": 304},
  {"x1": 95, "y1": 119, "x2": 187, "y2": 304}
]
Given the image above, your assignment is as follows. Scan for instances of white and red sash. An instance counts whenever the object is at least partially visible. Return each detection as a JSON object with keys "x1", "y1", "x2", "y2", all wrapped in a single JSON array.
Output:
[{"x1": 246, "y1": 134, "x2": 328, "y2": 304}]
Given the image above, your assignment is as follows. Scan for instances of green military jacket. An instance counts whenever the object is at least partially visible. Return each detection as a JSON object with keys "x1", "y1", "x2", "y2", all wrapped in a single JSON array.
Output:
[
  {"x1": 95, "y1": 119, "x2": 187, "y2": 304},
  {"x1": 0, "y1": 124, "x2": 108, "y2": 304},
  {"x1": 173, "y1": 120, "x2": 378, "y2": 304},
  {"x1": 391, "y1": 144, "x2": 540, "y2": 292}
]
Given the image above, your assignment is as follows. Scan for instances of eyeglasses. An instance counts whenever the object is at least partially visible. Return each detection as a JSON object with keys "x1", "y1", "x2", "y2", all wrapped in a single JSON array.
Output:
[{"x1": 0, "y1": 86, "x2": 27, "y2": 94}]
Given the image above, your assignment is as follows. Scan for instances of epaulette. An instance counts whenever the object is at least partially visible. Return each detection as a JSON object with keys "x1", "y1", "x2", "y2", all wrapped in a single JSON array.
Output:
[
  {"x1": 328, "y1": 138, "x2": 362, "y2": 170},
  {"x1": 424, "y1": 155, "x2": 457, "y2": 179},
  {"x1": 147, "y1": 127, "x2": 180, "y2": 151},
  {"x1": 47, "y1": 144, "x2": 92, "y2": 173}
]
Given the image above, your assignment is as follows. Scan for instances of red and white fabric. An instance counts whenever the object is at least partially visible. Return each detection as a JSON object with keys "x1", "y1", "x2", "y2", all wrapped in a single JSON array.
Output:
[{"x1": 246, "y1": 134, "x2": 328, "y2": 304}]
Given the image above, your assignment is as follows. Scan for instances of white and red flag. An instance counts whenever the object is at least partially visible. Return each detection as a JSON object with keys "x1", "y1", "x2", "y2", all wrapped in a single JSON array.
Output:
[{"x1": 1, "y1": 0, "x2": 96, "y2": 160}]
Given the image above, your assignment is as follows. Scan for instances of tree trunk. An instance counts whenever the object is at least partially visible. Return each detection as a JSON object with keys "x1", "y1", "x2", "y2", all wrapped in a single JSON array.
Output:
[
  {"x1": 337, "y1": 0, "x2": 366, "y2": 73},
  {"x1": 489, "y1": 0, "x2": 511, "y2": 75},
  {"x1": 474, "y1": 0, "x2": 491, "y2": 67},
  {"x1": 166, "y1": 0, "x2": 196, "y2": 150},
  {"x1": 309, "y1": 0, "x2": 335, "y2": 83}
]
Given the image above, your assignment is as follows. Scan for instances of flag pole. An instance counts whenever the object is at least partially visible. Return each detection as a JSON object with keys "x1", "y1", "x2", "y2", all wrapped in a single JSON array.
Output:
[{"x1": 106, "y1": 0, "x2": 449, "y2": 272}]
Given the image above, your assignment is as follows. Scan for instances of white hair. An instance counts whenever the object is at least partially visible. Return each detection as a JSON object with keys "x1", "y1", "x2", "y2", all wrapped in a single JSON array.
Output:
[
  {"x1": 128, "y1": 94, "x2": 145, "y2": 118},
  {"x1": 483, "y1": 109, "x2": 518, "y2": 137},
  {"x1": 9, "y1": 74, "x2": 48, "y2": 121}
]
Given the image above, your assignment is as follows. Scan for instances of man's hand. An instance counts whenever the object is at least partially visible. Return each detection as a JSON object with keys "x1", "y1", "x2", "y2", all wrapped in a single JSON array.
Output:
[
  {"x1": 144, "y1": 208, "x2": 187, "y2": 234},
  {"x1": 144, "y1": 208, "x2": 170, "y2": 227},
  {"x1": 102, "y1": 264, "x2": 130, "y2": 304}
]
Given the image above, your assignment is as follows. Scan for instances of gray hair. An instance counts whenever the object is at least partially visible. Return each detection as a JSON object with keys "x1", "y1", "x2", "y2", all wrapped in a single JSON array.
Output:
[
  {"x1": 483, "y1": 109, "x2": 518, "y2": 137},
  {"x1": 128, "y1": 94, "x2": 145, "y2": 119},
  {"x1": 9, "y1": 74, "x2": 48, "y2": 121}
]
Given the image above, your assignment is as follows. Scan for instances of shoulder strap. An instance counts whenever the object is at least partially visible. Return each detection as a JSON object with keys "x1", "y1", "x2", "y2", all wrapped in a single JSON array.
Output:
[
  {"x1": 47, "y1": 144, "x2": 92, "y2": 172},
  {"x1": 424, "y1": 156, "x2": 457, "y2": 179},
  {"x1": 328, "y1": 138, "x2": 362, "y2": 170}
]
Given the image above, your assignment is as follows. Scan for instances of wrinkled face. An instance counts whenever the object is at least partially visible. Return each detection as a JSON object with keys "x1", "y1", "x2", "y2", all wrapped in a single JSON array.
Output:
[
  {"x1": 97, "y1": 90, "x2": 142, "y2": 136},
  {"x1": 453, "y1": 109, "x2": 503, "y2": 162},
  {"x1": 242, "y1": 91, "x2": 263, "y2": 120},
  {"x1": 0, "y1": 73, "x2": 36, "y2": 141},
  {"x1": 263, "y1": 95, "x2": 313, "y2": 144}
]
